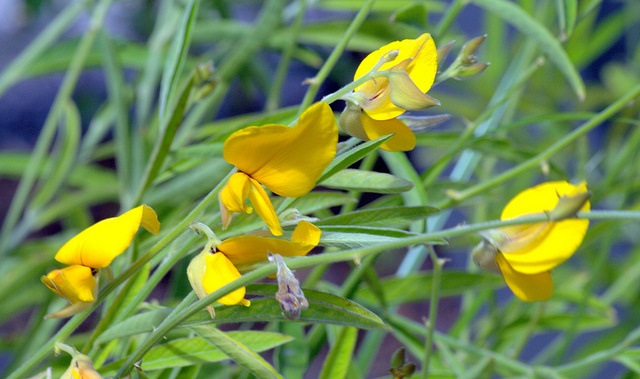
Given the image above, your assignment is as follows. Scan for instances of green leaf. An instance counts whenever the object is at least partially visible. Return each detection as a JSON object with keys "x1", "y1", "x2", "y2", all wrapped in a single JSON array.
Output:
[
  {"x1": 190, "y1": 324, "x2": 283, "y2": 379},
  {"x1": 355, "y1": 272, "x2": 506, "y2": 305},
  {"x1": 100, "y1": 331, "x2": 292, "y2": 373},
  {"x1": 95, "y1": 285, "x2": 387, "y2": 344},
  {"x1": 318, "y1": 327, "x2": 357, "y2": 379},
  {"x1": 320, "y1": 169, "x2": 414, "y2": 194},
  {"x1": 316, "y1": 206, "x2": 438, "y2": 228},
  {"x1": 30, "y1": 100, "x2": 81, "y2": 209},
  {"x1": 319, "y1": 227, "x2": 445, "y2": 250},
  {"x1": 318, "y1": 135, "x2": 392, "y2": 184},
  {"x1": 159, "y1": 0, "x2": 199, "y2": 120},
  {"x1": 289, "y1": 192, "x2": 357, "y2": 215},
  {"x1": 472, "y1": 0, "x2": 585, "y2": 100}
]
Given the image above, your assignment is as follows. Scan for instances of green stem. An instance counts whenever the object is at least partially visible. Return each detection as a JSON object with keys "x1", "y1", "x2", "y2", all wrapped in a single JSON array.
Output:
[
  {"x1": 297, "y1": 0, "x2": 376, "y2": 114},
  {"x1": 266, "y1": 0, "x2": 308, "y2": 111},
  {"x1": 420, "y1": 248, "x2": 445, "y2": 379},
  {"x1": 437, "y1": 83, "x2": 640, "y2": 209},
  {"x1": 434, "y1": 0, "x2": 468, "y2": 39}
]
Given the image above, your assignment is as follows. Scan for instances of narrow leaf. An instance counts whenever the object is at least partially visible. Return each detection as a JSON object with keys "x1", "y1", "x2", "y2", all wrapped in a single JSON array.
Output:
[
  {"x1": 99, "y1": 331, "x2": 292, "y2": 373},
  {"x1": 320, "y1": 169, "x2": 414, "y2": 194},
  {"x1": 318, "y1": 326, "x2": 358, "y2": 379},
  {"x1": 159, "y1": 0, "x2": 199, "y2": 120},
  {"x1": 190, "y1": 324, "x2": 283, "y2": 379},
  {"x1": 318, "y1": 135, "x2": 392, "y2": 184},
  {"x1": 472, "y1": 0, "x2": 585, "y2": 100},
  {"x1": 315, "y1": 206, "x2": 438, "y2": 227}
]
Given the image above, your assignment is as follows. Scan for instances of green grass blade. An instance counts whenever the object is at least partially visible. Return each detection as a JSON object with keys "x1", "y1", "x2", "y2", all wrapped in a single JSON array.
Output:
[
  {"x1": 472, "y1": 0, "x2": 586, "y2": 100},
  {"x1": 158, "y1": 0, "x2": 199, "y2": 121},
  {"x1": 318, "y1": 326, "x2": 358, "y2": 379}
]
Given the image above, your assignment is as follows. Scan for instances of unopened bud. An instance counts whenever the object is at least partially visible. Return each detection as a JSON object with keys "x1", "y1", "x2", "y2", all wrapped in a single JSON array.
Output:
[
  {"x1": 437, "y1": 40, "x2": 456, "y2": 66},
  {"x1": 456, "y1": 62, "x2": 490, "y2": 79},
  {"x1": 461, "y1": 35, "x2": 487, "y2": 57}
]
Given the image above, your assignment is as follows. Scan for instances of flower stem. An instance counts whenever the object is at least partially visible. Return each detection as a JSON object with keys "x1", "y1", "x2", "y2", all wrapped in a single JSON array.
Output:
[
  {"x1": 297, "y1": 0, "x2": 376, "y2": 114},
  {"x1": 420, "y1": 248, "x2": 445, "y2": 379}
]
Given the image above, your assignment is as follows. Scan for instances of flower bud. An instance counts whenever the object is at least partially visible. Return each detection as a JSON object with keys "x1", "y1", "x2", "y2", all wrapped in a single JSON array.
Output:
[
  {"x1": 338, "y1": 101, "x2": 369, "y2": 141},
  {"x1": 269, "y1": 253, "x2": 308, "y2": 320}
]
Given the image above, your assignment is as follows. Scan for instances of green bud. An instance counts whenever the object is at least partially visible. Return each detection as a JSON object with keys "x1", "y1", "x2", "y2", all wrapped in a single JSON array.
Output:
[
  {"x1": 461, "y1": 34, "x2": 487, "y2": 57},
  {"x1": 547, "y1": 190, "x2": 591, "y2": 221},
  {"x1": 391, "y1": 347, "x2": 406, "y2": 367},
  {"x1": 338, "y1": 101, "x2": 369, "y2": 141},
  {"x1": 456, "y1": 62, "x2": 491, "y2": 79}
]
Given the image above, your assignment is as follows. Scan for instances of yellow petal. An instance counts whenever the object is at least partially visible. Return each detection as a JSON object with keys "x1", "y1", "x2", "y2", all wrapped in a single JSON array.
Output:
[
  {"x1": 500, "y1": 181, "x2": 590, "y2": 274},
  {"x1": 248, "y1": 178, "x2": 283, "y2": 236},
  {"x1": 187, "y1": 250, "x2": 216, "y2": 317},
  {"x1": 496, "y1": 253, "x2": 553, "y2": 301},
  {"x1": 202, "y1": 252, "x2": 250, "y2": 306},
  {"x1": 223, "y1": 102, "x2": 338, "y2": 197},
  {"x1": 360, "y1": 113, "x2": 416, "y2": 151},
  {"x1": 41, "y1": 265, "x2": 98, "y2": 318},
  {"x1": 354, "y1": 33, "x2": 438, "y2": 120},
  {"x1": 218, "y1": 221, "x2": 321, "y2": 266},
  {"x1": 219, "y1": 172, "x2": 253, "y2": 229},
  {"x1": 54, "y1": 205, "x2": 160, "y2": 268}
]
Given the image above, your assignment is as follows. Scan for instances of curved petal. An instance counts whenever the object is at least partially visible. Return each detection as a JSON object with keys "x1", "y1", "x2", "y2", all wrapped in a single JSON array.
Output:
[
  {"x1": 223, "y1": 102, "x2": 338, "y2": 197},
  {"x1": 202, "y1": 253, "x2": 250, "y2": 306},
  {"x1": 42, "y1": 265, "x2": 97, "y2": 303},
  {"x1": 354, "y1": 33, "x2": 437, "y2": 91},
  {"x1": 218, "y1": 221, "x2": 321, "y2": 266},
  {"x1": 54, "y1": 205, "x2": 160, "y2": 268},
  {"x1": 360, "y1": 113, "x2": 416, "y2": 151},
  {"x1": 219, "y1": 172, "x2": 253, "y2": 229},
  {"x1": 354, "y1": 33, "x2": 437, "y2": 120},
  {"x1": 248, "y1": 178, "x2": 283, "y2": 236},
  {"x1": 500, "y1": 181, "x2": 590, "y2": 274},
  {"x1": 496, "y1": 253, "x2": 554, "y2": 301}
]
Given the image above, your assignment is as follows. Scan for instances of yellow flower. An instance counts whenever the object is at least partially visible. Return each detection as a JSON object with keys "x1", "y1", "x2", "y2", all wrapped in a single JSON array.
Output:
[
  {"x1": 187, "y1": 221, "x2": 321, "y2": 316},
  {"x1": 54, "y1": 205, "x2": 160, "y2": 268},
  {"x1": 220, "y1": 102, "x2": 338, "y2": 235},
  {"x1": 472, "y1": 181, "x2": 590, "y2": 301},
  {"x1": 40, "y1": 265, "x2": 98, "y2": 319},
  {"x1": 340, "y1": 33, "x2": 439, "y2": 152},
  {"x1": 42, "y1": 205, "x2": 160, "y2": 318}
]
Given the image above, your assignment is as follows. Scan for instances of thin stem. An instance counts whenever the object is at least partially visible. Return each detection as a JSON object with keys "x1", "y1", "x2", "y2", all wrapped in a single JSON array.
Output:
[
  {"x1": 297, "y1": 0, "x2": 376, "y2": 114},
  {"x1": 420, "y1": 248, "x2": 445, "y2": 379},
  {"x1": 437, "y1": 83, "x2": 640, "y2": 209},
  {"x1": 266, "y1": 0, "x2": 308, "y2": 111}
]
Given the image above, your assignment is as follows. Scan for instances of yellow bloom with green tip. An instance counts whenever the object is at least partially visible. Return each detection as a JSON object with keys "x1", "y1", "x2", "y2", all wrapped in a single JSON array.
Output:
[
  {"x1": 42, "y1": 205, "x2": 160, "y2": 318},
  {"x1": 472, "y1": 181, "x2": 590, "y2": 301},
  {"x1": 340, "y1": 33, "x2": 438, "y2": 152},
  {"x1": 55, "y1": 204, "x2": 160, "y2": 268},
  {"x1": 187, "y1": 221, "x2": 321, "y2": 315},
  {"x1": 220, "y1": 102, "x2": 338, "y2": 235}
]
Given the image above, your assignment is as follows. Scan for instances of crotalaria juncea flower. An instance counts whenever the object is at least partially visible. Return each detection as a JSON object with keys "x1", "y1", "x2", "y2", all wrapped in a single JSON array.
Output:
[
  {"x1": 340, "y1": 33, "x2": 439, "y2": 151},
  {"x1": 187, "y1": 221, "x2": 321, "y2": 317},
  {"x1": 54, "y1": 204, "x2": 160, "y2": 268},
  {"x1": 472, "y1": 181, "x2": 590, "y2": 301},
  {"x1": 220, "y1": 102, "x2": 338, "y2": 236},
  {"x1": 42, "y1": 205, "x2": 160, "y2": 318}
]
